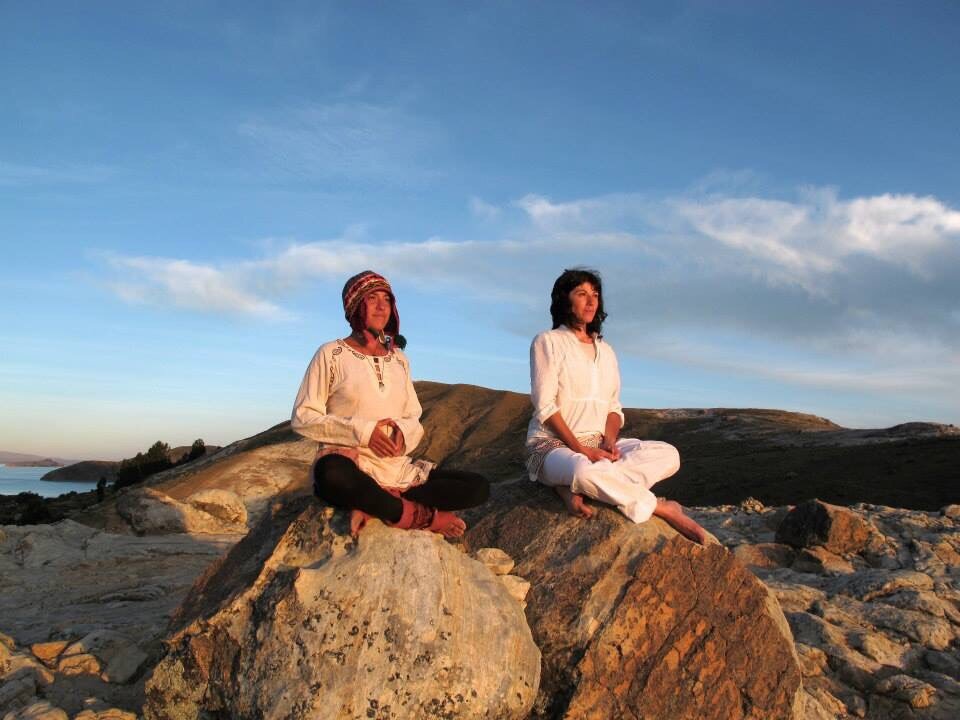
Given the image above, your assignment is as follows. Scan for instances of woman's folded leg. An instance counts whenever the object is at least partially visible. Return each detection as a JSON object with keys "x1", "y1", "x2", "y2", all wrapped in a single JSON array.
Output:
[
  {"x1": 541, "y1": 446, "x2": 658, "y2": 523},
  {"x1": 312, "y1": 453, "x2": 403, "y2": 523},
  {"x1": 613, "y1": 438, "x2": 681, "y2": 490},
  {"x1": 402, "y1": 468, "x2": 490, "y2": 510}
]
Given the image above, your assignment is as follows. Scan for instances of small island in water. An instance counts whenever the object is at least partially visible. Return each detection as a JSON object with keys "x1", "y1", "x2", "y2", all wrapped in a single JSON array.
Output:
[{"x1": 5, "y1": 458, "x2": 63, "y2": 468}]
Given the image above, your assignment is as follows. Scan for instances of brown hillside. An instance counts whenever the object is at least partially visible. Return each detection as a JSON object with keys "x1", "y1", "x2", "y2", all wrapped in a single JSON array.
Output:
[{"x1": 62, "y1": 382, "x2": 960, "y2": 533}]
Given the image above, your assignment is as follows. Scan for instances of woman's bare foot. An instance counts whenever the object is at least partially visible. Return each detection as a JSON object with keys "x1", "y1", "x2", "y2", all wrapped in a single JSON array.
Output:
[
  {"x1": 555, "y1": 486, "x2": 595, "y2": 519},
  {"x1": 429, "y1": 510, "x2": 467, "y2": 538},
  {"x1": 350, "y1": 509, "x2": 372, "y2": 538},
  {"x1": 653, "y1": 499, "x2": 707, "y2": 544}
]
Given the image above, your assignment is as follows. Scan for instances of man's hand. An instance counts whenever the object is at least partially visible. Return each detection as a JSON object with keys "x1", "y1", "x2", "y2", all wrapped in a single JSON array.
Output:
[{"x1": 369, "y1": 419, "x2": 405, "y2": 457}]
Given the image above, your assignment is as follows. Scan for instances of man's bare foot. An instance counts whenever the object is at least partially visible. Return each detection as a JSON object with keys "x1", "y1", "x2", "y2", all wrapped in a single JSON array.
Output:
[
  {"x1": 350, "y1": 509, "x2": 372, "y2": 538},
  {"x1": 555, "y1": 486, "x2": 595, "y2": 519},
  {"x1": 653, "y1": 498, "x2": 707, "y2": 544},
  {"x1": 429, "y1": 510, "x2": 467, "y2": 538}
]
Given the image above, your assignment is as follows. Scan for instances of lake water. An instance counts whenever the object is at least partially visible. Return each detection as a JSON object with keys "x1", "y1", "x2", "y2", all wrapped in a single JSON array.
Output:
[{"x1": 0, "y1": 465, "x2": 98, "y2": 497}]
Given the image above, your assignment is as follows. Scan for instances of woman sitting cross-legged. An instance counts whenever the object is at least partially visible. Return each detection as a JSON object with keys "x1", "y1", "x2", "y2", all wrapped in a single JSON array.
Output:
[
  {"x1": 525, "y1": 268, "x2": 707, "y2": 544},
  {"x1": 291, "y1": 270, "x2": 489, "y2": 538}
]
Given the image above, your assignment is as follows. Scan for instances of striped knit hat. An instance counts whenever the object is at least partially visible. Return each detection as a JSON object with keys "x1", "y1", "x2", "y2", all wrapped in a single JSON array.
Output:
[{"x1": 341, "y1": 270, "x2": 400, "y2": 336}]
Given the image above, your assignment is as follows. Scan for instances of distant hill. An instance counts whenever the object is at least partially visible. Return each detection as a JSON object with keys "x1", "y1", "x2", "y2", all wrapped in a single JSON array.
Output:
[
  {"x1": 168, "y1": 444, "x2": 222, "y2": 464},
  {"x1": 41, "y1": 445, "x2": 222, "y2": 483},
  {"x1": 414, "y1": 382, "x2": 959, "y2": 509},
  {"x1": 0, "y1": 451, "x2": 77, "y2": 466},
  {"x1": 62, "y1": 381, "x2": 960, "y2": 535},
  {"x1": 6, "y1": 458, "x2": 62, "y2": 468},
  {"x1": 42, "y1": 461, "x2": 120, "y2": 483}
]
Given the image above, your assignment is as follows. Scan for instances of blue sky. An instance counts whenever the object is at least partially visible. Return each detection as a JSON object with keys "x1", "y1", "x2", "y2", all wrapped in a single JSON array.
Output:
[{"x1": 2, "y1": 1, "x2": 959, "y2": 459}]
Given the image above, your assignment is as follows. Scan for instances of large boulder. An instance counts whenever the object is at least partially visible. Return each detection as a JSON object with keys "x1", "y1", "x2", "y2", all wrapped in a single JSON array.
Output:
[
  {"x1": 776, "y1": 499, "x2": 877, "y2": 555},
  {"x1": 115, "y1": 487, "x2": 246, "y2": 535},
  {"x1": 463, "y1": 480, "x2": 807, "y2": 719},
  {"x1": 144, "y1": 495, "x2": 540, "y2": 720}
]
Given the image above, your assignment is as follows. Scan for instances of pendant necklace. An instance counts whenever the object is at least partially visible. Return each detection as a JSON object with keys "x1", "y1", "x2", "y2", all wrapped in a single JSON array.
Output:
[{"x1": 371, "y1": 356, "x2": 385, "y2": 390}]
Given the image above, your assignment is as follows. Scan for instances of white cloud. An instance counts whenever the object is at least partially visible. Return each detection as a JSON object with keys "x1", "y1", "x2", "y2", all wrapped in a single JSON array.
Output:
[
  {"x1": 101, "y1": 184, "x2": 960, "y2": 410},
  {"x1": 107, "y1": 256, "x2": 287, "y2": 319},
  {"x1": 674, "y1": 196, "x2": 837, "y2": 278},
  {"x1": 840, "y1": 193, "x2": 960, "y2": 274},
  {"x1": 671, "y1": 188, "x2": 960, "y2": 286}
]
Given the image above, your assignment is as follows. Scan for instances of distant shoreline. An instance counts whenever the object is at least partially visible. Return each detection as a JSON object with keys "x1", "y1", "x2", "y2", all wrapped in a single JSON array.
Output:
[
  {"x1": 40, "y1": 477, "x2": 99, "y2": 483},
  {"x1": 0, "y1": 467, "x2": 96, "y2": 484}
]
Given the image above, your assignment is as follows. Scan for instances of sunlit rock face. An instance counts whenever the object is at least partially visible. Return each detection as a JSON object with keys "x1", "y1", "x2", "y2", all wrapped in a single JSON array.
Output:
[
  {"x1": 464, "y1": 480, "x2": 806, "y2": 719},
  {"x1": 144, "y1": 497, "x2": 540, "y2": 720}
]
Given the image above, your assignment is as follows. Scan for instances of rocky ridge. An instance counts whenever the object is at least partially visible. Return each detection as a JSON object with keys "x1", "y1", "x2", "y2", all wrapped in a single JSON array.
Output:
[
  {"x1": 6, "y1": 382, "x2": 958, "y2": 531},
  {"x1": 10, "y1": 489, "x2": 959, "y2": 718},
  {"x1": 463, "y1": 480, "x2": 809, "y2": 719},
  {"x1": 1, "y1": 382, "x2": 958, "y2": 718}
]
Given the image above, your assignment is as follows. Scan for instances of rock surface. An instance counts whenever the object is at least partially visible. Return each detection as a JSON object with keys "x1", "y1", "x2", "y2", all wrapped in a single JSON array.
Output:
[
  {"x1": 691, "y1": 498, "x2": 960, "y2": 720},
  {"x1": 776, "y1": 499, "x2": 879, "y2": 554},
  {"x1": 115, "y1": 487, "x2": 247, "y2": 534},
  {"x1": 184, "y1": 488, "x2": 247, "y2": 526},
  {"x1": 67, "y1": 425, "x2": 316, "y2": 534},
  {"x1": 463, "y1": 480, "x2": 806, "y2": 719},
  {"x1": 144, "y1": 496, "x2": 540, "y2": 720},
  {"x1": 0, "y1": 520, "x2": 239, "y2": 646},
  {"x1": 0, "y1": 633, "x2": 139, "y2": 720},
  {"x1": 4, "y1": 382, "x2": 960, "y2": 719},
  {"x1": 474, "y1": 547, "x2": 515, "y2": 575}
]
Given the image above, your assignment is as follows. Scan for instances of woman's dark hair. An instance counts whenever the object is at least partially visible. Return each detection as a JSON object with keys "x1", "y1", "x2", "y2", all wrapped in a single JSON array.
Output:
[{"x1": 550, "y1": 268, "x2": 607, "y2": 337}]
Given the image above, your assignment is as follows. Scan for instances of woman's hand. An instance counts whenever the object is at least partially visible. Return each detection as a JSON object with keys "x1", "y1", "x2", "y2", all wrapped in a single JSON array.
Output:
[
  {"x1": 577, "y1": 444, "x2": 617, "y2": 463},
  {"x1": 369, "y1": 419, "x2": 405, "y2": 457},
  {"x1": 599, "y1": 435, "x2": 621, "y2": 461},
  {"x1": 391, "y1": 424, "x2": 406, "y2": 455}
]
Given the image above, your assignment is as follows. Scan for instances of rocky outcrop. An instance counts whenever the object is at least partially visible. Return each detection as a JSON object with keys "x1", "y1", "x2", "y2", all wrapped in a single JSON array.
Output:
[
  {"x1": 63, "y1": 426, "x2": 315, "y2": 534},
  {"x1": 690, "y1": 498, "x2": 960, "y2": 719},
  {"x1": 0, "y1": 632, "x2": 137, "y2": 720},
  {"x1": 0, "y1": 520, "x2": 238, "y2": 646},
  {"x1": 144, "y1": 496, "x2": 540, "y2": 720},
  {"x1": 463, "y1": 480, "x2": 808, "y2": 719},
  {"x1": 184, "y1": 488, "x2": 247, "y2": 526},
  {"x1": 115, "y1": 487, "x2": 247, "y2": 534},
  {"x1": 776, "y1": 499, "x2": 879, "y2": 555}
]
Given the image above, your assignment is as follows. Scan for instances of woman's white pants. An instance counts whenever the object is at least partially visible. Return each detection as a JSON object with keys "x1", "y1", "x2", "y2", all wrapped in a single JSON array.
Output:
[{"x1": 540, "y1": 438, "x2": 681, "y2": 523}]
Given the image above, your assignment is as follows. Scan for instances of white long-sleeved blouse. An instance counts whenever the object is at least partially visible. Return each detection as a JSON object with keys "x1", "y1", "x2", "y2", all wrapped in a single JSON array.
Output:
[
  {"x1": 291, "y1": 339, "x2": 434, "y2": 490},
  {"x1": 526, "y1": 326, "x2": 625, "y2": 444}
]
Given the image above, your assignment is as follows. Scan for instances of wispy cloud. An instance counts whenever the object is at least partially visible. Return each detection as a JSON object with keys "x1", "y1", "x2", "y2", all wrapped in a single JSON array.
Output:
[
  {"x1": 621, "y1": 332, "x2": 960, "y2": 397},
  {"x1": 237, "y1": 102, "x2": 444, "y2": 184},
  {"x1": 469, "y1": 196, "x2": 501, "y2": 221},
  {"x1": 0, "y1": 160, "x2": 115, "y2": 186}
]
